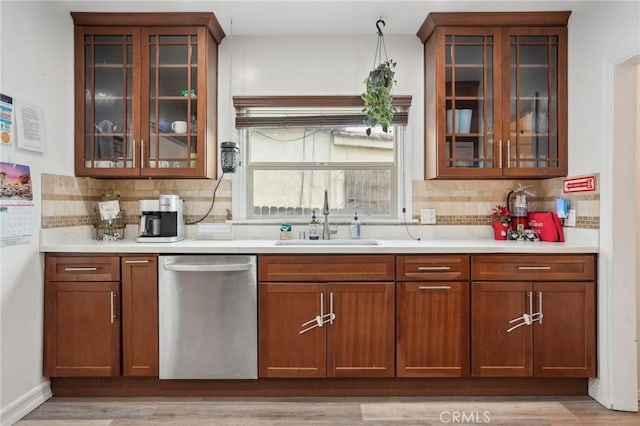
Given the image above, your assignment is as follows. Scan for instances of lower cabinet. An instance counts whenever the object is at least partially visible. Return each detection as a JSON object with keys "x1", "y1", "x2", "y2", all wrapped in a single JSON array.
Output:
[
  {"x1": 258, "y1": 255, "x2": 395, "y2": 378},
  {"x1": 259, "y1": 282, "x2": 395, "y2": 378},
  {"x1": 396, "y1": 282, "x2": 469, "y2": 377},
  {"x1": 121, "y1": 256, "x2": 159, "y2": 376},
  {"x1": 44, "y1": 254, "x2": 158, "y2": 377},
  {"x1": 396, "y1": 255, "x2": 470, "y2": 377},
  {"x1": 470, "y1": 255, "x2": 596, "y2": 378},
  {"x1": 44, "y1": 280, "x2": 121, "y2": 376}
]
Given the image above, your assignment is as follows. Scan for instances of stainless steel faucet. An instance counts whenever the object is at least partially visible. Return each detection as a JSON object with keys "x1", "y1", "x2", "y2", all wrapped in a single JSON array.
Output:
[{"x1": 322, "y1": 189, "x2": 331, "y2": 240}]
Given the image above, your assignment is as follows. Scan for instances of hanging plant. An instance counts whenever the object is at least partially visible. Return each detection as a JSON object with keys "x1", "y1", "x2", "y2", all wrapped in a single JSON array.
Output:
[
  {"x1": 362, "y1": 59, "x2": 396, "y2": 136},
  {"x1": 361, "y1": 19, "x2": 397, "y2": 136}
]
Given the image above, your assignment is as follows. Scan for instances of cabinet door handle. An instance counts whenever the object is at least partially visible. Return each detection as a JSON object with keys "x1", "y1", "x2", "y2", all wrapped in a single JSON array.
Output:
[
  {"x1": 132, "y1": 139, "x2": 136, "y2": 168},
  {"x1": 329, "y1": 291, "x2": 334, "y2": 324},
  {"x1": 417, "y1": 266, "x2": 451, "y2": 271},
  {"x1": 299, "y1": 293, "x2": 326, "y2": 335},
  {"x1": 518, "y1": 266, "x2": 552, "y2": 270},
  {"x1": 498, "y1": 140, "x2": 503, "y2": 169},
  {"x1": 124, "y1": 260, "x2": 149, "y2": 264},
  {"x1": 507, "y1": 291, "x2": 533, "y2": 333},
  {"x1": 110, "y1": 291, "x2": 117, "y2": 324},
  {"x1": 140, "y1": 139, "x2": 145, "y2": 168},
  {"x1": 418, "y1": 285, "x2": 451, "y2": 290},
  {"x1": 507, "y1": 139, "x2": 511, "y2": 168},
  {"x1": 538, "y1": 291, "x2": 543, "y2": 324},
  {"x1": 64, "y1": 267, "x2": 98, "y2": 272}
]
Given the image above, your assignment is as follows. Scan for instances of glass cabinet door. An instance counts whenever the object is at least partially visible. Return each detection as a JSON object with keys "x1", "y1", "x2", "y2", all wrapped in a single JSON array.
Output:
[
  {"x1": 142, "y1": 29, "x2": 201, "y2": 174},
  {"x1": 80, "y1": 29, "x2": 139, "y2": 172},
  {"x1": 441, "y1": 28, "x2": 501, "y2": 177},
  {"x1": 504, "y1": 28, "x2": 566, "y2": 176}
]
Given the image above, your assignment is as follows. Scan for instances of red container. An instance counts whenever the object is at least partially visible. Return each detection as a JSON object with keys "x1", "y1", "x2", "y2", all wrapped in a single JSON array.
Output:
[{"x1": 492, "y1": 222, "x2": 510, "y2": 240}]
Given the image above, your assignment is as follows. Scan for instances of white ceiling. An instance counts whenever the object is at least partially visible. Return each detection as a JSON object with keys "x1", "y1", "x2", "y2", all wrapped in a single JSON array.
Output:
[{"x1": 63, "y1": 0, "x2": 582, "y2": 36}]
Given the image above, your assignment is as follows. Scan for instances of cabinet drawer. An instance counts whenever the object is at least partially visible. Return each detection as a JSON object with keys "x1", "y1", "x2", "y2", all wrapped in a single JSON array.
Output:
[
  {"x1": 471, "y1": 254, "x2": 595, "y2": 281},
  {"x1": 259, "y1": 255, "x2": 395, "y2": 282},
  {"x1": 397, "y1": 255, "x2": 469, "y2": 281},
  {"x1": 46, "y1": 255, "x2": 120, "y2": 281}
]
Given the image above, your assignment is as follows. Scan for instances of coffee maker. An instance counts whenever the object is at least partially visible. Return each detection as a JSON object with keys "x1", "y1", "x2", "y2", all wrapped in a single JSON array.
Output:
[{"x1": 136, "y1": 194, "x2": 185, "y2": 243}]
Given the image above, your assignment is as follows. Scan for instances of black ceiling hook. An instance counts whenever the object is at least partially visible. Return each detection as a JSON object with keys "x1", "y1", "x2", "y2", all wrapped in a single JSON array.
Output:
[{"x1": 376, "y1": 18, "x2": 385, "y2": 36}]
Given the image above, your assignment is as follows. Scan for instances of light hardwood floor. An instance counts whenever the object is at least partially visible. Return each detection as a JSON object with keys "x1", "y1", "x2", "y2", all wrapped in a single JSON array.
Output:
[{"x1": 17, "y1": 396, "x2": 640, "y2": 425}]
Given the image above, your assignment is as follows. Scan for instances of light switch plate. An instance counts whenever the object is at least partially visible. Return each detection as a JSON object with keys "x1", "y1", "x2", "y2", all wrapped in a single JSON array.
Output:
[
  {"x1": 565, "y1": 209, "x2": 577, "y2": 227},
  {"x1": 420, "y1": 209, "x2": 437, "y2": 224}
]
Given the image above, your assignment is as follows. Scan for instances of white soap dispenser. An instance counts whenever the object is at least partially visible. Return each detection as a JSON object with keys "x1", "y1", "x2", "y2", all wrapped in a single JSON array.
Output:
[{"x1": 350, "y1": 212, "x2": 361, "y2": 239}]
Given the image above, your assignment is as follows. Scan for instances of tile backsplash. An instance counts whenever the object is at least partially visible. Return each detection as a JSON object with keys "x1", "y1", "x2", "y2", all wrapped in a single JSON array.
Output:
[
  {"x1": 41, "y1": 174, "x2": 231, "y2": 229},
  {"x1": 41, "y1": 174, "x2": 599, "y2": 229},
  {"x1": 413, "y1": 175, "x2": 600, "y2": 229}
]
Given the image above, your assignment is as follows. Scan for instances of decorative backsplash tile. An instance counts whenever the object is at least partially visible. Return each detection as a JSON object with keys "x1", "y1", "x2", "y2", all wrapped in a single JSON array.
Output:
[
  {"x1": 411, "y1": 174, "x2": 599, "y2": 229},
  {"x1": 41, "y1": 174, "x2": 231, "y2": 229},
  {"x1": 41, "y1": 173, "x2": 599, "y2": 229}
]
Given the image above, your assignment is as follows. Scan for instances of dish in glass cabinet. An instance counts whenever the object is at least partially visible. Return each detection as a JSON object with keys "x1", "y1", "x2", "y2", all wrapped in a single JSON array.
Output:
[{"x1": 97, "y1": 120, "x2": 113, "y2": 133}]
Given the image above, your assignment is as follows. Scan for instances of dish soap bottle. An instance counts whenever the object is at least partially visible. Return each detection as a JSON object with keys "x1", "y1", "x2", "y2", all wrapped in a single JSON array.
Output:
[
  {"x1": 350, "y1": 212, "x2": 361, "y2": 239},
  {"x1": 309, "y1": 210, "x2": 320, "y2": 240}
]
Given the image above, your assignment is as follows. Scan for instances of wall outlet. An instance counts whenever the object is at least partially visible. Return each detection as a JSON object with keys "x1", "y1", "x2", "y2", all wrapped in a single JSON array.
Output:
[
  {"x1": 420, "y1": 209, "x2": 437, "y2": 224},
  {"x1": 565, "y1": 209, "x2": 577, "y2": 227}
]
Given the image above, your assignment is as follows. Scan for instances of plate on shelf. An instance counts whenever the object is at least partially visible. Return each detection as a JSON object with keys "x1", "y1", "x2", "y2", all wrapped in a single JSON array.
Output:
[{"x1": 97, "y1": 120, "x2": 113, "y2": 133}]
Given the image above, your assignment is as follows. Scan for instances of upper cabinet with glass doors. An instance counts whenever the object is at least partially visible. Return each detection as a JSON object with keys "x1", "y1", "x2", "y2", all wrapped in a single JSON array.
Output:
[
  {"x1": 418, "y1": 12, "x2": 569, "y2": 179},
  {"x1": 71, "y1": 13, "x2": 224, "y2": 178}
]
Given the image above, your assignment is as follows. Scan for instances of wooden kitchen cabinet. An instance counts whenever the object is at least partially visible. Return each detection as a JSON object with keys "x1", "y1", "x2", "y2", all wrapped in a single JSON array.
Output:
[
  {"x1": 258, "y1": 255, "x2": 395, "y2": 378},
  {"x1": 121, "y1": 256, "x2": 158, "y2": 376},
  {"x1": 328, "y1": 282, "x2": 395, "y2": 377},
  {"x1": 258, "y1": 283, "x2": 327, "y2": 378},
  {"x1": 470, "y1": 254, "x2": 596, "y2": 377},
  {"x1": 396, "y1": 255, "x2": 470, "y2": 377},
  {"x1": 44, "y1": 254, "x2": 159, "y2": 377},
  {"x1": 44, "y1": 255, "x2": 121, "y2": 377},
  {"x1": 418, "y1": 12, "x2": 569, "y2": 179},
  {"x1": 71, "y1": 13, "x2": 224, "y2": 178}
]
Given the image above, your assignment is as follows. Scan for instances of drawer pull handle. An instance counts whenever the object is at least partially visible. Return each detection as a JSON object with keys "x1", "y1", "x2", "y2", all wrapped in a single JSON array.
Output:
[
  {"x1": 125, "y1": 260, "x2": 149, "y2": 264},
  {"x1": 518, "y1": 266, "x2": 552, "y2": 270},
  {"x1": 417, "y1": 266, "x2": 451, "y2": 271},
  {"x1": 64, "y1": 267, "x2": 98, "y2": 272},
  {"x1": 418, "y1": 285, "x2": 451, "y2": 290}
]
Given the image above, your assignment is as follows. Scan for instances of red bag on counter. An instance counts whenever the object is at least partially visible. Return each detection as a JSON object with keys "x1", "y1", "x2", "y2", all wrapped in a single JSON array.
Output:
[{"x1": 528, "y1": 212, "x2": 565, "y2": 242}]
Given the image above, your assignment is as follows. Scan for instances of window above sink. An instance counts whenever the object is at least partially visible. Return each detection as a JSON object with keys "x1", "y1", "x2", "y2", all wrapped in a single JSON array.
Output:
[{"x1": 232, "y1": 96, "x2": 412, "y2": 222}]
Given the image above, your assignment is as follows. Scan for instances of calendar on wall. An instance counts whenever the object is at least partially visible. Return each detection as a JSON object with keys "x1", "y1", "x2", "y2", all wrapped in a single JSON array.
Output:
[{"x1": 0, "y1": 162, "x2": 34, "y2": 247}]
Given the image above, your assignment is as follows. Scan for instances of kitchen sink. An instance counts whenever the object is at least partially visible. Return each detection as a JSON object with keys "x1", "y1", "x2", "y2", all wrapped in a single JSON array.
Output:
[{"x1": 275, "y1": 239, "x2": 381, "y2": 246}]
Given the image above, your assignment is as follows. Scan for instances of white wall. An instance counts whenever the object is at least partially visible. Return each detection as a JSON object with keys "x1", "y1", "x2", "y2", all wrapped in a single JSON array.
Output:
[
  {"x1": 218, "y1": 34, "x2": 424, "y2": 176},
  {"x1": 567, "y1": 1, "x2": 640, "y2": 175},
  {"x1": 1, "y1": 0, "x2": 640, "y2": 423},
  {"x1": 0, "y1": 2, "x2": 75, "y2": 425},
  {"x1": 567, "y1": 0, "x2": 640, "y2": 412}
]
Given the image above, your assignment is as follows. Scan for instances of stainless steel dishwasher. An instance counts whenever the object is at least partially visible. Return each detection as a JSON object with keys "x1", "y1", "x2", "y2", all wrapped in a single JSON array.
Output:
[{"x1": 158, "y1": 255, "x2": 257, "y2": 379}]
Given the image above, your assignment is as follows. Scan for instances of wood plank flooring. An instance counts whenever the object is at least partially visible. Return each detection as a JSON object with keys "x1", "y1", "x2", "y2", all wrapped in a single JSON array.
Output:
[{"x1": 17, "y1": 396, "x2": 640, "y2": 425}]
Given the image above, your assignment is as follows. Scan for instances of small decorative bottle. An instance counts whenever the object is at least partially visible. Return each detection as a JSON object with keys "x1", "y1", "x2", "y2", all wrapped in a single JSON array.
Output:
[
  {"x1": 350, "y1": 212, "x2": 361, "y2": 239},
  {"x1": 308, "y1": 210, "x2": 320, "y2": 240}
]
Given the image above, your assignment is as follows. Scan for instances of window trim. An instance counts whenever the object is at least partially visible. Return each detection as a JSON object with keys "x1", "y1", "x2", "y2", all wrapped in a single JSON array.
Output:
[{"x1": 233, "y1": 95, "x2": 412, "y2": 128}]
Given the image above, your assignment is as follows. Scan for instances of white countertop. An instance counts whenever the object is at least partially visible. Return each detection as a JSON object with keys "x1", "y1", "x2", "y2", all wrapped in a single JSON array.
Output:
[{"x1": 40, "y1": 226, "x2": 599, "y2": 254}]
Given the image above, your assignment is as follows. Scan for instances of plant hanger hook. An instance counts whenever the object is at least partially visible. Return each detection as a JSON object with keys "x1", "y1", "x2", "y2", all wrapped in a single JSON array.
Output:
[
  {"x1": 373, "y1": 17, "x2": 389, "y2": 68},
  {"x1": 376, "y1": 18, "x2": 385, "y2": 36}
]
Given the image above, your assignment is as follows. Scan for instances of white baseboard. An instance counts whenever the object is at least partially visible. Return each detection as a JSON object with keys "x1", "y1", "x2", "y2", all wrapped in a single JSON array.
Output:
[{"x1": 1, "y1": 381, "x2": 52, "y2": 426}]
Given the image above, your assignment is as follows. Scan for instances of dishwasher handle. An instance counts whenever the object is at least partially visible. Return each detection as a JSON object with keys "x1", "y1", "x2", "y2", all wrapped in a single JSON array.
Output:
[{"x1": 162, "y1": 262, "x2": 253, "y2": 272}]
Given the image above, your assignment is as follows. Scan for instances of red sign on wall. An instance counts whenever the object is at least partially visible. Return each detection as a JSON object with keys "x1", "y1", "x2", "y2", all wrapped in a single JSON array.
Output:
[{"x1": 563, "y1": 175, "x2": 596, "y2": 193}]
